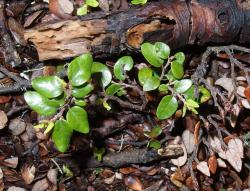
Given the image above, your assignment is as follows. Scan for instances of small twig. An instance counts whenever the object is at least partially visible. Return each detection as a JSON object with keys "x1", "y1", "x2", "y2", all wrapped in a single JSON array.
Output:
[
  {"x1": 22, "y1": 140, "x2": 41, "y2": 156},
  {"x1": 106, "y1": 139, "x2": 148, "y2": 147},
  {"x1": 51, "y1": 158, "x2": 63, "y2": 175}
]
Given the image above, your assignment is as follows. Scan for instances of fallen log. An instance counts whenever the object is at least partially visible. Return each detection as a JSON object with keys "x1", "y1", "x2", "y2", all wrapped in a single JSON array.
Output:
[{"x1": 24, "y1": 0, "x2": 250, "y2": 61}]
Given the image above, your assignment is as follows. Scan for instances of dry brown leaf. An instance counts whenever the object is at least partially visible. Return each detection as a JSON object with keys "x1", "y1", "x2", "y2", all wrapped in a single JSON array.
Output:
[
  {"x1": 21, "y1": 165, "x2": 36, "y2": 185},
  {"x1": 0, "y1": 168, "x2": 3, "y2": 179},
  {"x1": 0, "y1": 96, "x2": 11, "y2": 104},
  {"x1": 119, "y1": 167, "x2": 138, "y2": 175},
  {"x1": 31, "y1": 178, "x2": 49, "y2": 191},
  {"x1": 197, "y1": 161, "x2": 210, "y2": 177},
  {"x1": 47, "y1": 169, "x2": 58, "y2": 185},
  {"x1": 182, "y1": 129, "x2": 195, "y2": 154},
  {"x1": 4, "y1": 157, "x2": 18, "y2": 169},
  {"x1": 9, "y1": 118, "x2": 26, "y2": 136},
  {"x1": 215, "y1": 78, "x2": 234, "y2": 96},
  {"x1": 194, "y1": 121, "x2": 200, "y2": 144},
  {"x1": 103, "y1": 175, "x2": 115, "y2": 185},
  {"x1": 49, "y1": 0, "x2": 73, "y2": 19},
  {"x1": 7, "y1": 186, "x2": 26, "y2": 191},
  {"x1": 244, "y1": 86, "x2": 250, "y2": 102},
  {"x1": 185, "y1": 176, "x2": 194, "y2": 190},
  {"x1": 24, "y1": 10, "x2": 43, "y2": 28},
  {"x1": 208, "y1": 155, "x2": 217, "y2": 174},
  {"x1": 230, "y1": 104, "x2": 240, "y2": 128},
  {"x1": 124, "y1": 176, "x2": 142, "y2": 191},
  {"x1": 209, "y1": 136, "x2": 226, "y2": 159},
  {"x1": 0, "y1": 111, "x2": 8, "y2": 130},
  {"x1": 171, "y1": 143, "x2": 187, "y2": 167},
  {"x1": 170, "y1": 174, "x2": 183, "y2": 188}
]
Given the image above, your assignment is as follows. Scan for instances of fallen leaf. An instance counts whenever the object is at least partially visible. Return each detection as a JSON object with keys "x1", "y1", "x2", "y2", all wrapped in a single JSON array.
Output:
[
  {"x1": 197, "y1": 161, "x2": 210, "y2": 177},
  {"x1": 185, "y1": 176, "x2": 194, "y2": 190},
  {"x1": 0, "y1": 111, "x2": 8, "y2": 129},
  {"x1": 242, "y1": 99, "x2": 250, "y2": 109},
  {"x1": 21, "y1": 165, "x2": 36, "y2": 184},
  {"x1": 217, "y1": 158, "x2": 227, "y2": 168},
  {"x1": 4, "y1": 157, "x2": 18, "y2": 168},
  {"x1": 0, "y1": 96, "x2": 11, "y2": 104},
  {"x1": 119, "y1": 167, "x2": 138, "y2": 175},
  {"x1": 208, "y1": 155, "x2": 217, "y2": 174},
  {"x1": 7, "y1": 186, "x2": 26, "y2": 191},
  {"x1": 237, "y1": 86, "x2": 246, "y2": 98},
  {"x1": 31, "y1": 178, "x2": 49, "y2": 191},
  {"x1": 49, "y1": 0, "x2": 73, "y2": 19},
  {"x1": 124, "y1": 176, "x2": 142, "y2": 191},
  {"x1": 209, "y1": 136, "x2": 226, "y2": 159},
  {"x1": 99, "y1": 0, "x2": 109, "y2": 12},
  {"x1": 215, "y1": 78, "x2": 234, "y2": 96},
  {"x1": 244, "y1": 86, "x2": 250, "y2": 102},
  {"x1": 9, "y1": 118, "x2": 26, "y2": 136},
  {"x1": 182, "y1": 129, "x2": 195, "y2": 154},
  {"x1": 24, "y1": 10, "x2": 43, "y2": 28},
  {"x1": 230, "y1": 104, "x2": 240, "y2": 128},
  {"x1": 47, "y1": 169, "x2": 58, "y2": 185},
  {"x1": 171, "y1": 143, "x2": 187, "y2": 167},
  {"x1": 170, "y1": 173, "x2": 183, "y2": 188},
  {"x1": 103, "y1": 175, "x2": 115, "y2": 184},
  {"x1": 194, "y1": 121, "x2": 200, "y2": 144},
  {"x1": 0, "y1": 168, "x2": 3, "y2": 179}
]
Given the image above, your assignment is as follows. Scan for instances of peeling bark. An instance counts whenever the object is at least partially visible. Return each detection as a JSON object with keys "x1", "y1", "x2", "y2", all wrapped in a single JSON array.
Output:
[{"x1": 24, "y1": 0, "x2": 250, "y2": 61}]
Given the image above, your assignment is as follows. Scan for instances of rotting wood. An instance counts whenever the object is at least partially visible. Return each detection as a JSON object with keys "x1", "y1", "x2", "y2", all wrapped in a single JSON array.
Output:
[{"x1": 24, "y1": 0, "x2": 250, "y2": 61}]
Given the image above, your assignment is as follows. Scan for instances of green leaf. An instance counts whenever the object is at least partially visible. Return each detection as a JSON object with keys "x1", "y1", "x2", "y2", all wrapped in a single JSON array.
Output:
[
  {"x1": 105, "y1": 84, "x2": 123, "y2": 96},
  {"x1": 131, "y1": 0, "x2": 147, "y2": 5},
  {"x1": 72, "y1": 83, "x2": 94, "y2": 98},
  {"x1": 183, "y1": 85, "x2": 195, "y2": 100},
  {"x1": 158, "y1": 84, "x2": 168, "y2": 92},
  {"x1": 141, "y1": 43, "x2": 164, "y2": 67},
  {"x1": 66, "y1": 106, "x2": 89, "y2": 134},
  {"x1": 165, "y1": 70, "x2": 177, "y2": 82},
  {"x1": 145, "y1": 126, "x2": 162, "y2": 138},
  {"x1": 174, "y1": 79, "x2": 193, "y2": 93},
  {"x1": 75, "y1": 100, "x2": 87, "y2": 107},
  {"x1": 86, "y1": 0, "x2": 99, "y2": 7},
  {"x1": 114, "y1": 56, "x2": 134, "y2": 81},
  {"x1": 68, "y1": 53, "x2": 93, "y2": 86},
  {"x1": 50, "y1": 92, "x2": 66, "y2": 107},
  {"x1": 77, "y1": 4, "x2": 88, "y2": 16},
  {"x1": 94, "y1": 147, "x2": 105, "y2": 162},
  {"x1": 199, "y1": 86, "x2": 211, "y2": 103},
  {"x1": 174, "y1": 52, "x2": 185, "y2": 64},
  {"x1": 103, "y1": 100, "x2": 111, "y2": 111},
  {"x1": 171, "y1": 60, "x2": 184, "y2": 79},
  {"x1": 186, "y1": 99, "x2": 199, "y2": 108},
  {"x1": 52, "y1": 120, "x2": 73, "y2": 152},
  {"x1": 138, "y1": 67, "x2": 153, "y2": 86},
  {"x1": 32, "y1": 76, "x2": 65, "y2": 98},
  {"x1": 156, "y1": 95, "x2": 178, "y2": 119},
  {"x1": 24, "y1": 91, "x2": 58, "y2": 116},
  {"x1": 149, "y1": 140, "x2": 161, "y2": 149},
  {"x1": 143, "y1": 76, "x2": 160, "y2": 91},
  {"x1": 155, "y1": 42, "x2": 170, "y2": 59},
  {"x1": 44, "y1": 121, "x2": 54, "y2": 134},
  {"x1": 92, "y1": 62, "x2": 112, "y2": 87},
  {"x1": 182, "y1": 104, "x2": 187, "y2": 117},
  {"x1": 63, "y1": 165, "x2": 74, "y2": 177}
]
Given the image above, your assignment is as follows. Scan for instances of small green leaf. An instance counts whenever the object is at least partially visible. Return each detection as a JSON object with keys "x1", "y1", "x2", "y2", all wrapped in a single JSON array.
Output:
[
  {"x1": 186, "y1": 99, "x2": 199, "y2": 108},
  {"x1": 86, "y1": 0, "x2": 99, "y2": 7},
  {"x1": 149, "y1": 140, "x2": 161, "y2": 149},
  {"x1": 75, "y1": 100, "x2": 87, "y2": 107},
  {"x1": 24, "y1": 91, "x2": 58, "y2": 116},
  {"x1": 199, "y1": 86, "x2": 211, "y2": 103},
  {"x1": 50, "y1": 92, "x2": 66, "y2": 107},
  {"x1": 171, "y1": 60, "x2": 184, "y2": 79},
  {"x1": 141, "y1": 42, "x2": 164, "y2": 67},
  {"x1": 158, "y1": 84, "x2": 168, "y2": 92},
  {"x1": 155, "y1": 42, "x2": 170, "y2": 59},
  {"x1": 114, "y1": 56, "x2": 134, "y2": 81},
  {"x1": 52, "y1": 120, "x2": 73, "y2": 152},
  {"x1": 63, "y1": 165, "x2": 74, "y2": 177},
  {"x1": 77, "y1": 4, "x2": 88, "y2": 16},
  {"x1": 94, "y1": 147, "x2": 105, "y2": 162},
  {"x1": 156, "y1": 95, "x2": 178, "y2": 119},
  {"x1": 145, "y1": 126, "x2": 162, "y2": 138},
  {"x1": 92, "y1": 62, "x2": 112, "y2": 87},
  {"x1": 143, "y1": 76, "x2": 160, "y2": 91},
  {"x1": 32, "y1": 76, "x2": 65, "y2": 98},
  {"x1": 165, "y1": 70, "x2": 177, "y2": 82},
  {"x1": 103, "y1": 100, "x2": 111, "y2": 111},
  {"x1": 131, "y1": 0, "x2": 147, "y2": 5},
  {"x1": 182, "y1": 104, "x2": 187, "y2": 117},
  {"x1": 68, "y1": 53, "x2": 93, "y2": 86},
  {"x1": 183, "y1": 85, "x2": 195, "y2": 100},
  {"x1": 34, "y1": 123, "x2": 45, "y2": 129},
  {"x1": 72, "y1": 83, "x2": 94, "y2": 98},
  {"x1": 138, "y1": 67, "x2": 153, "y2": 86},
  {"x1": 105, "y1": 84, "x2": 123, "y2": 96},
  {"x1": 66, "y1": 106, "x2": 89, "y2": 134},
  {"x1": 174, "y1": 52, "x2": 185, "y2": 64},
  {"x1": 174, "y1": 79, "x2": 193, "y2": 93},
  {"x1": 44, "y1": 121, "x2": 54, "y2": 134}
]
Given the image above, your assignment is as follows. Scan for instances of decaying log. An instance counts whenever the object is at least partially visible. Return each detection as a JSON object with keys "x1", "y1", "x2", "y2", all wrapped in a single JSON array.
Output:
[{"x1": 24, "y1": 0, "x2": 250, "y2": 61}]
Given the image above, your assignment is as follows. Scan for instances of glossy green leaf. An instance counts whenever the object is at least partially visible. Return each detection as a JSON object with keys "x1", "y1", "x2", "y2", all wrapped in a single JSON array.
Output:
[
  {"x1": 156, "y1": 95, "x2": 178, "y2": 119},
  {"x1": 138, "y1": 67, "x2": 153, "y2": 86},
  {"x1": 44, "y1": 121, "x2": 54, "y2": 134},
  {"x1": 72, "y1": 83, "x2": 94, "y2": 98},
  {"x1": 199, "y1": 86, "x2": 211, "y2": 103},
  {"x1": 131, "y1": 0, "x2": 147, "y2": 5},
  {"x1": 145, "y1": 126, "x2": 162, "y2": 138},
  {"x1": 174, "y1": 52, "x2": 185, "y2": 64},
  {"x1": 77, "y1": 4, "x2": 87, "y2": 16},
  {"x1": 86, "y1": 0, "x2": 99, "y2": 7},
  {"x1": 24, "y1": 91, "x2": 58, "y2": 116},
  {"x1": 94, "y1": 147, "x2": 105, "y2": 162},
  {"x1": 149, "y1": 140, "x2": 161, "y2": 149},
  {"x1": 158, "y1": 84, "x2": 168, "y2": 92},
  {"x1": 186, "y1": 99, "x2": 199, "y2": 108},
  {"x1": 114, "y1": 56, "x2": 134, "y2": 81},
  {"x1": 183, "y1": 85, "x2": 195, "y2": 100},
  {"x1": 68, "y1": 53, "x2": 93, "y2": 86},
  {"x1": 182, "y1": 104, "x2": 187, "y2": 117},
  {"x1": 66, "y1": 106, "x2": 89, "y2": 134},
  {"x1": 105, "y1": 84, "x2": 123, "y2": 96},
  {"x1": 32, "y1": 76, "x2": 65, "y2": 98},
  {"x1": 143, "y1": 76, "x2": 160, "y2": 91},
  {"x1": 174, "y1": 79, "x2": 193, "y2": 93},
  {"x1": 52, "y1": 120, "x2": 73, "y2": 152},
  {"x1": 75, "y1": 100, "x2": 87, "y2": 107},
  {"x1": 155, "y1": 42, "x2": 170, "y2": 59},
  {"x1": 171, "y1": 60, "x2": 184, "y2": 79},
  {"x1": 92, "y1": 62, "x2": 112, "y2": 87},
  {"x1": 165, "y1": 70, "x2": 177, "y2": 82},
  {"x1": 141, "y1": 43, "x2": 163, "y2": 67},
  {"x1": 50, "y1": 92, "x2": 66, "y2": 107}
]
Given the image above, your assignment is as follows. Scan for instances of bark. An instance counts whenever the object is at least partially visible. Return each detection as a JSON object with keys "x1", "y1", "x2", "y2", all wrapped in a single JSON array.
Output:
[{"x1": 24, "y1": 0, "x2": 250, "y2": 61}]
